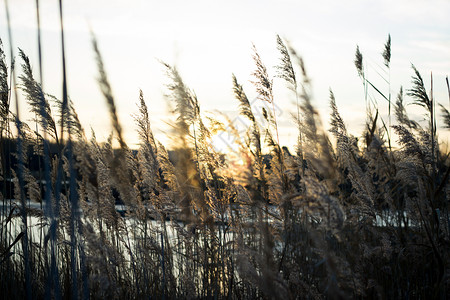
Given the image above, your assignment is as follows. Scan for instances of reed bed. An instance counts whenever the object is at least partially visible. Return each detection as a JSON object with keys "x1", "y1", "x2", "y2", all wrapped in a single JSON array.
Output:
[{"x1": 0, "y1": 9, "x2": 449, "y2": 299}]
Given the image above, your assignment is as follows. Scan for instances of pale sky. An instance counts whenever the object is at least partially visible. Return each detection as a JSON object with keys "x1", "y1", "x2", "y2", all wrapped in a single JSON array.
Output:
[{"x1": 1, "y1": 0, "x2": 449, "y2": 149}]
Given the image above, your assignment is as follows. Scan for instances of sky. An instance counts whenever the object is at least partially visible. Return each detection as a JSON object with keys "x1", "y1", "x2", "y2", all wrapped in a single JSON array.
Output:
[{"x1": 1, "y1": 0, "x2": 449, "y2": 150}]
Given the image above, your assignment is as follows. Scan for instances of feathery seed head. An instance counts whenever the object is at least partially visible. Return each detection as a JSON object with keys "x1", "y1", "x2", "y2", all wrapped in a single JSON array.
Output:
[
  {"x1": 275, "y1": 35, "x2": 296, "y2": 91},
  {"x1": 407, "y1": 64, "x2": 431, "y2": 114},
  {"x1": 251, "y1": 44, "x2": 273, "y2": 104},
  {"x1": 382, "y1": 34, "x2": 391, "y2": 68},
  {"x1": 354, "y1": 45, "x2": 364, "y2": 78}
]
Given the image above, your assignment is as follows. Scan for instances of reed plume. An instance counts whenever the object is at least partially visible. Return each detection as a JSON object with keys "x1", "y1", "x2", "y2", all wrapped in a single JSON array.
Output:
[
  {"x1": 0, "y1": 39, "x2": 9, "y2": 131},
  {"x1": 18, "y1": 49, "x2": 58, "y2": 143}
]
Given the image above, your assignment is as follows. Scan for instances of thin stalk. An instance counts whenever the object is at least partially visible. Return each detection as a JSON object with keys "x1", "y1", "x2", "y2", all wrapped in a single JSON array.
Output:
[
  {"x1": 388, "y1": 67, "x2": 392, "y2": 152},
  {"x1": 161, "y1": 231, "x2": 166, "y2": 300},
  {"x1": 4, "y1": 0, "x2": 32, "y2": 298},
  {"x1": 58, "y1": 0, "x2": 68, "y2": 145},
  {"x1": 430, "y1": 72, "x2": 439, "y2": 236},
  {"x1": 57, "y1": 0, "x2": 80, "y2": 297},
  {"x1": 34, "y1": 0, "x2": 45, "y2": 284},
  {"x1": 446, "y1": 76, "x2": 450, "y2": 107}
]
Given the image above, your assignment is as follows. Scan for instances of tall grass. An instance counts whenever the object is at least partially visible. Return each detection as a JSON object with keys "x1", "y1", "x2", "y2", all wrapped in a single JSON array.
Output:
[{"x1": 0, "y1": 20, "x2": 449, "y2": 300}]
